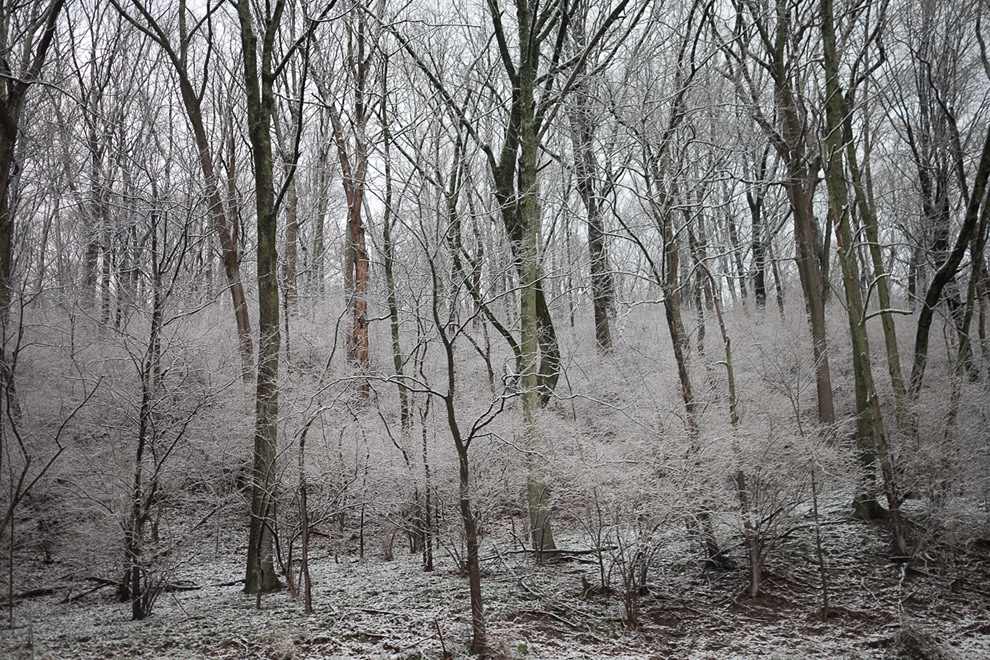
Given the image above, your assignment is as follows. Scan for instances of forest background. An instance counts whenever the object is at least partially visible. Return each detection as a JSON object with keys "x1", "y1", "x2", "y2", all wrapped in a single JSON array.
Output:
[{"x1": 1, "y1": 0, "x2": 989, "y2": 657}]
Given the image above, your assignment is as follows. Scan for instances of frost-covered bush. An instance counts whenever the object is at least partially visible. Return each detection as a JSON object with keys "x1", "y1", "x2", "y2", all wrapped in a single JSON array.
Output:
[
  {"x1": 549, "y1": 409, "x2": 689, "y2": 627},
  {"x1": 883, "y1": 623, "x2": 958, "y2": 660}
]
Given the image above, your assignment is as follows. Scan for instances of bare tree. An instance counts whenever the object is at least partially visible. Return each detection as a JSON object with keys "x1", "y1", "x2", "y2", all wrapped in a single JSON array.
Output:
[
  {"x1": 111, "y1": 0, "x2": 255, "y2": 382},
  {"x1": 718, "y1": 0, "x2": 836, "y2": 425},
  {"x1": 237, "y1": 0, "x2": 287, "y2": 595},
  {"x1": 820, "y1": 0, "x2": 907, "y2": 549},
  {"x1": 568, "y1": 0, "x2": 616, "y2": 351},
  {"x1": 315, "y1": 1, "x2": 374, "y2": 397}
]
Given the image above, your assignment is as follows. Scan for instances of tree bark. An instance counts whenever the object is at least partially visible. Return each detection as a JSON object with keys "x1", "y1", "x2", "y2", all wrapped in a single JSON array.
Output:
[
  {"x1": 0, "y1": 0, "x2": 65, "y2": 312},
  {"x1": 843, "y1": 104, "x2": 914, "y2": 442},
  {"x1": 516, "y1": 0, "x2": 557, "y2": 557},
  {"x1": 568, "y1": 19, "x2": 614, "y2": 351},
  {"x1": 273, "y1": 62, "x2": 301, "y2": 316},
  {"x1": 821, "y1": 0, "x2": 907, "y2": 554},
  {"x1": 784, "y1": 155, "x2": 835, "y2": 427},
  {"x1": 736, "y1": 0, "x2": 836, "y2": 424},
  {"x1": 115, "y1": 0, "x2": 256, "y2": 382},
  {"x1": 432, "y1": 265, "x2": 486, "y2": 654},
  {"x1": 380, "y1": 78, "x2": 410, "y2": 431},
  {"x1": 325, "y1": 8, "x2": 372, "y2": 397},
  {"x1": 747, "y1": 146, "x2": 771, "y2": 306},
  {"x1": 236, "y1": 0, "x2": 284, "y2": 594},
  {"x1": 909, "y1": 124, "x2": 990, "y2": 397}
]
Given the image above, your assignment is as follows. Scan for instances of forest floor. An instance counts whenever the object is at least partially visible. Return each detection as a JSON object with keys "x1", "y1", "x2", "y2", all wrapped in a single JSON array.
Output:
[{"x1": 3, "y1": 504, "x2": 989, "y2": 660}]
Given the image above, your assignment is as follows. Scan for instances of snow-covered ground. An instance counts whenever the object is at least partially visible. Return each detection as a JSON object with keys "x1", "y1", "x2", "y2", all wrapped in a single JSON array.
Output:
[{"x1": 4, "y1": 512, "x2": 988, "y2": 660}]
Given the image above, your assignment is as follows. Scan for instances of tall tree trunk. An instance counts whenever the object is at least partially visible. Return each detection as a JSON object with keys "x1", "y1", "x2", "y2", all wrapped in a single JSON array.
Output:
[
  {"x1": 568, "y1": 51, "x2": 613, "y2": 350},
  {"x1": 740, "y1": 0, "x2": 835, "y2": 424},
  {"x1": 100, "y1": 241, "x2": 112, "y2": 325},
  {"x1": 660, "y1": 209, "x2": 723, "y2": 567},
  {"x1": 237, "y1": 0, "x2": 284, "y2": 595},
  {"x1": 700, "y1": 260, "x2": 756, "y2": 591},
  {"x1": 326, "y1": 7, "x2": 372, "y2": 398},
  {"x1": 224, "y1": 112, "x2": 254, "y2": 381},
  {"x1": 273, "y1": 100, "x2": 300, "y2": 316},
  {"x1": 767, "y1": 235, "x2": 786, "y2": 316},
  {"x1": 784, "y1": 163, "x2": 835, "y2": 426},
  {"x1": 664, "y1": 216, "x2": 696, "y2": 434},
  {"x1": 749, "y1": 194, "x2": 767, "y2": 306},
  {"x1": 747, "y1": 146, "x2": 771, "y2": 306},
  {"x1": 736, "y1": 469, "x2": 761, "y2": 598},
  {"x1": 420, "y1": 407, "x2": 434, "y2": 572},
  {"x1": 380, "y1": 78, "x2": 410, "y2": 431},
  {"x1": 821, "y1": 0, "x2": 907, "y2": 554},
  {"x1": 116, "y1": 0, "x2": 257, "y2": 381},
  {"x1": 298, "y1": 425, "x2": 313, "y2": 614},
  {"x1": 944, "y1": 188, "x2": 990, "y2": 437},
  {"x1": 330, "y1": 133, "x2": 369, "y2": 388},
  {"x1": 517, "y1": 4, "x2": 556, "y2": 557},
  {"x1": 195, "y1": 105, "x2": 255, "y2": 384},
  {"x1": 724, "y1": 206, "x2": 748, "y2": 302},
  {"x1": 128, "y1": 203, "x2": 167, "y2": 620},
  {"x1": 312, "y1": 134, "x2": 330, "y2": 296},
  {"x1": 432, "y1": 263, "x2": 486, "y2": 654},
  {"x1": 0, "y1": 0, "x2": 64, "y2": 314},
  {"x1": 86, "y1": 123, "x2": 108, "y2": 314},
  {"x1": 909, "y1": 124, "x2": 990, "y2": 397},
  {"x1": 687, "y1": 221, "x2": 706, "y2": 357},
  {"x1": 844, "y1": 103, "x2": 914, "y2": 441},
  {"x1": 283, "y1": 167, "x2": 300, "y2": 314}
]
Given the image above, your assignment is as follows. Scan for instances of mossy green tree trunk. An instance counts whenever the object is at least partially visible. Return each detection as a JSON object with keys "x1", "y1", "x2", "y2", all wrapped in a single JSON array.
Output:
[
  {"x1": 488, "y1": 0, "x2": 633, "y2": 558},
  {"x1": 236, "y1": 0, "x2": 284, "y2": 594},
  {"x1": 820, "y1": 0, "x2": 907, "y2": 555},
  {"x1": 513, "y1": 0, "x2": 556, "y2": 556},
  {"x1": 386, "y1": 0, "x2": 635, "y2": 561}
]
